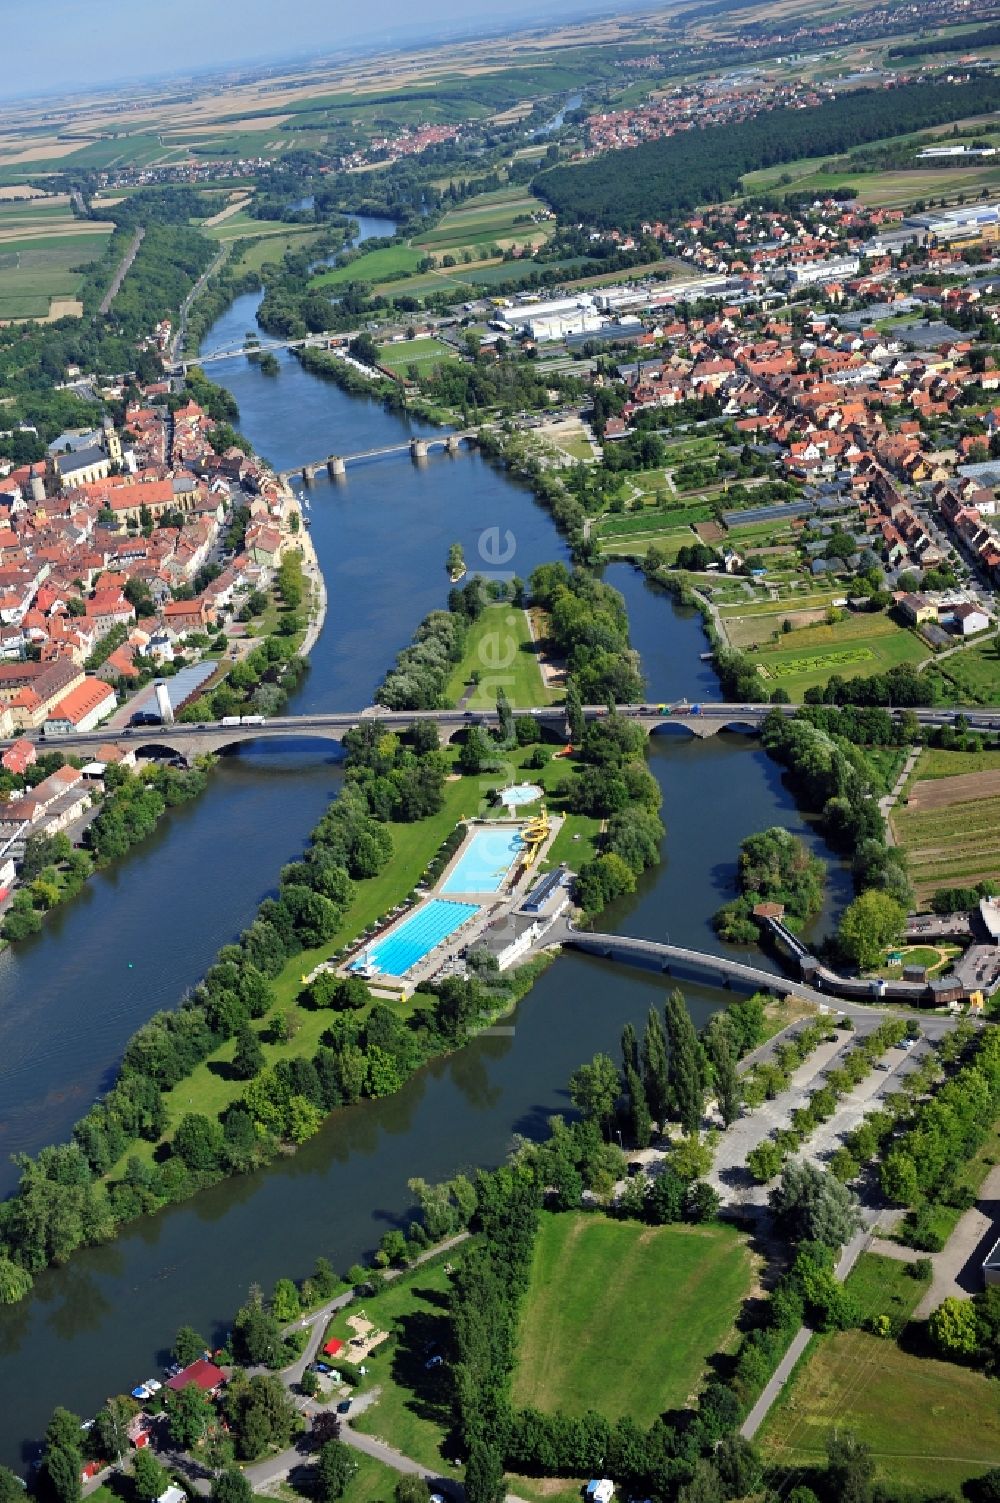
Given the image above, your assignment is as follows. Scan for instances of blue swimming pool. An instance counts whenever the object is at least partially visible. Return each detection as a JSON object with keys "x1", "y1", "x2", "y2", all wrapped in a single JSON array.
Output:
[
  {"x1": 352, "y1": 898, "x2": 479, "y2": 977},
  {"x1": 442, "y1": 827, "x2": 523, "y2": 894}
]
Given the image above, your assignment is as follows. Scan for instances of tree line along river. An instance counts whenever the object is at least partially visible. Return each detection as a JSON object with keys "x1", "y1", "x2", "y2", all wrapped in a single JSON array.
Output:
[{"x1": 0, "y1": 234, "x2": 851, "y2": 1468}]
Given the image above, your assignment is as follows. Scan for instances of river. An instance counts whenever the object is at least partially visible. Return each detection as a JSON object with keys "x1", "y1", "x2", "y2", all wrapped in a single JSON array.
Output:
[{"x1": 0, "y1": 247, "x2": 847, "y2": 1466}]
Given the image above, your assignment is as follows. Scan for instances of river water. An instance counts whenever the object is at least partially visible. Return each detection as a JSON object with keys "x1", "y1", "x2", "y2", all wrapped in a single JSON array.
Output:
[{"x1": 0, "y1": 238, "x2": 847, "y2": 1466}]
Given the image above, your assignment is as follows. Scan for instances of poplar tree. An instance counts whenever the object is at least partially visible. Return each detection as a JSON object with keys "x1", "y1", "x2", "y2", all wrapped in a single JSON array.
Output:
[
  {"x1": 620, "y1": 1020, "x2": 640, "y2": 1076},
  {"x1": 565, "y1": 678, "x2": 584, "y2": 744},
  {"x1": 642, "y1": 1005, "x2": 670, "y2": 1126},
  {"x1": 665, "y1": 989, "x2": 707, "y2": 1135},
  {"x1": 705, "y1": 1019, "x2": 741, "y2": 1128},
  {"x1": 624, "y1": 1063, "x2": 652, "y2": 1149}
]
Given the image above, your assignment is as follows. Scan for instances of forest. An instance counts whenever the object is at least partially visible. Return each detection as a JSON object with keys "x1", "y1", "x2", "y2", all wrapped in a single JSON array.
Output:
[{"x1": 534, "y1": 74, "x2": 1000, "y2": 227}]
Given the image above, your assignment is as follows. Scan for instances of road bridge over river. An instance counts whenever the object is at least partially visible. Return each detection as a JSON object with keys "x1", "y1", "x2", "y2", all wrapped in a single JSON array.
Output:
[{"x1": 17, "y1": 700, "x2": 1000, "y2": 762}]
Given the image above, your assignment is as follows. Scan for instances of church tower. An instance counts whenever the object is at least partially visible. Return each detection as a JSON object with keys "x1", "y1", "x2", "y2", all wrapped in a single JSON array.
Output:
[{"x1": 103, "y1": 416, "x2": 122, "y2": 466}]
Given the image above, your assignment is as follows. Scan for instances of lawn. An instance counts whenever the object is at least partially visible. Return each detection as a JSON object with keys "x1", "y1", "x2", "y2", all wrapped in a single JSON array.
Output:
[
  {"x1": 332, "y1": 1256, "x2": 459, "y2": 1473},
  {"x1": 753, "y1": 613, "x2": 926, "y2": 699},
  {"x1": 842, "y1": 1251, "x2": 931, "y2": 1331},
  {"x1": 759, "y1": 1329, "x2": 1000, "y2": 1494},
  {"x1": 105, "y1": 730, "x2": 593, "y2": 1180},
  {"x1": 312, "y1": 245, "x2": 424, "y2": 289},
  {"x1": 513, "y1": 1212, "x2": 755, "y2": 1426},
  {"x1": 927, "y1": 635, "x2": 1000, "y2": 705},
  {"x1": 376, "y1": 337, "x2": 458, "y2": 376},
  {"x1": 443, "y1": 604, "x2": 555, "y2": 709}
]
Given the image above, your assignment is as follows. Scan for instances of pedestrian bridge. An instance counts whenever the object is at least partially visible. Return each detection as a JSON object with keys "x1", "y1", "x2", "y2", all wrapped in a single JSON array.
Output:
[{"x1": 558, "y1": 913, "x2": 978, "y2": 1008}]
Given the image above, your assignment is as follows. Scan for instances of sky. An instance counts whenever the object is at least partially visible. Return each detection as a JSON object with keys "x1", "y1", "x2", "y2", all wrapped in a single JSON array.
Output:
[{"x1": 5, "y1": 0, "x2": 632, "y2": 97}]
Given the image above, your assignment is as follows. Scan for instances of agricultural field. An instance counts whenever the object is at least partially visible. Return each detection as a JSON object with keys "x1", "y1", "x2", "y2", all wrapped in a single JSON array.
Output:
[
  {"x1": 513, "y1": 1212, "x2": 754, "y2": 1426},
  {"x1": 376, "y1": 337, "x2": 458, "y2": 376},
  {"x1": 891, "y1": 751, "x2": 1000, "y2": 900},
  {"x1": 205, "y1": 211, "x2": 314, "y2": 244},
  {"x1": 598, "y1": 523, "x2": 698, "y2": 561},
  {"x1": 760, "y1": 1327, "x2": 1000, "y2": 1495},
  {"x1": 0, "y1": 228, "x2": 113, "y2": 320},
  {"x1": 721, "y1": 600, "x2": 842, "y2": 651},
  {"x1": 412, "y1": 189, "x2": 554, "y2": 261},
  {"x1": 752, "y1": 612, "x2": 926, "y2": 699},
  {"x1": 443, "y1": 604, "x2": 555, "y2": 708}
]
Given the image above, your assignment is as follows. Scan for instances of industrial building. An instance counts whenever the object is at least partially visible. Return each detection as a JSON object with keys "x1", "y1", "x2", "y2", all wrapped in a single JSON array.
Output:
[{"x1": 781, "y1": 256, "x2": 860, "y2": 289}]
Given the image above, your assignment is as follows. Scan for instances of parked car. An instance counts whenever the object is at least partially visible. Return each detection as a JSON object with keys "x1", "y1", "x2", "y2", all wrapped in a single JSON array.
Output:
[{"x1": 336, "y1": 1400, "x2": 352, "y2": 1414}]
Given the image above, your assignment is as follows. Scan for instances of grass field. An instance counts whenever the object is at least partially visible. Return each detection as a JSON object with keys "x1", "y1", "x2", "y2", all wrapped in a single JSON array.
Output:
[
  {"x1": 909, "y1": 746, "x2": 1000, "y2": 780},
  {"x1": 312, "y1": 245, "x2": 424, "y2": 288},
  {"x1": 753, "y1": 613, "x2": 926, "y2": 699},
  {"x1": 0, "y1": 228, "x2": 112, "y2": 319},
  {"x1": 513, "y1": 1213, "x2": 754, "y2": 1425},
  {"x1": 443, "y1": 604, "x2": 554, "y2": 708},
  {"x1": 927, "y1": 635, "x2": 1000, "y2": 705},
  {"x1": 760, "y1": 1328, "x2": 1000, "y2": 1494},
  {"x1": 376, "y1": 337, "x2": 458, "y2": 376},
  {"x1": 891, "y1": 753, "x2": 1000, "y2": 899},
  {"x1": 232, "y1": 228, "x2": 321, "y2": 273}
]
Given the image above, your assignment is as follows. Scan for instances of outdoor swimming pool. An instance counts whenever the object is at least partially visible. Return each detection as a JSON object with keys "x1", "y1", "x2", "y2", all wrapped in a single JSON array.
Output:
[
  {"x1": 442, "y1": 826, "x2": 523, "y2": 894},
  {"x1": 352, "y1": 898, "x2": 479, "y2": 977},
  {"x1": 501, "y1": 782, "x2": 543, "y2": 808}
]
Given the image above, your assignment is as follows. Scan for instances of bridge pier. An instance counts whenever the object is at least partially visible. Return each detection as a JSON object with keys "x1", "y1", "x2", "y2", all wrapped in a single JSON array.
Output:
[
  {"x1": 410, "y1": 438, "x2": 429, "y2": 461},
  {"x1": 446, "y1": 434, "x2": 461, "y2": 455},
  {"x1": 327, "y1": 455, "x2": 346, "y2": 479},
  {"x1": 302, "y1": 465, "x2": 316, "y2": 486}
]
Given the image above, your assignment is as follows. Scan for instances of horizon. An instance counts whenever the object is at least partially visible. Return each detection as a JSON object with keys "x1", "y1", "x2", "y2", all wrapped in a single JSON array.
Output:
[{"x1": 1, "y1": 0, "x2": 653, "y2": 100}]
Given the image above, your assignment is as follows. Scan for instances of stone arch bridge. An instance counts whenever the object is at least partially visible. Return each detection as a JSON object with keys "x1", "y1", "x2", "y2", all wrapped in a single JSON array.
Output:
[{"x1": 7, "y1": 701, "x2": 984, "y2": 764}]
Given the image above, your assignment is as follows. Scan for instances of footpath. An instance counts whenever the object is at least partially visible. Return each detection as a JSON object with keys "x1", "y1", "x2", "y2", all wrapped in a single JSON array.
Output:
[{"x1": 296, "y1": 521, "x2": 328, "y2": 658}]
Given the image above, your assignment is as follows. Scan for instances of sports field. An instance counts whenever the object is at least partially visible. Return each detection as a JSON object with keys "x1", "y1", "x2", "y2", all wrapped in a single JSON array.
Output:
[
  {"x1": 891, "y1": 751, "x2": 1000, "y2": 899},
  {"x1": 753, "y1": 613, "x2": 926, "y2": 699},
  {"x1": 513, "y1": 1212, "x2": 754, "y2": 1425},
  {"x1": 760, "y1": 1329, "x2": 1000, "y2": 1494},
  {"x1": 376, "y1": 337, "x2": 458, "y2": 376},
  {"x1": 0, "y1": 228, "x2": 112, "y2": 320}
]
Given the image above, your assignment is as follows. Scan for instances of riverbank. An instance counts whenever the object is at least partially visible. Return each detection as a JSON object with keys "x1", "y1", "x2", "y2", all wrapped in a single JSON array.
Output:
[{"x1": 293, "y1": 500, "x2": 328, "y2": 658}]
